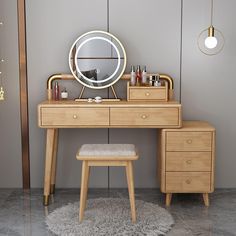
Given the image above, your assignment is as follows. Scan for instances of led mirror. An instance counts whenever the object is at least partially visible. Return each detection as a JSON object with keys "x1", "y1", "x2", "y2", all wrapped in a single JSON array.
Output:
[{"x1": 69, "y1": 30, "x2": 126, "y2": 89}]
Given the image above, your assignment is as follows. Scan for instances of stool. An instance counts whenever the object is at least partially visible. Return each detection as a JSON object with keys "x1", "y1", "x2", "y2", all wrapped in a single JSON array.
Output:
[{"x1": 76, "y1": 144, "x2": 138, "y2": 223}]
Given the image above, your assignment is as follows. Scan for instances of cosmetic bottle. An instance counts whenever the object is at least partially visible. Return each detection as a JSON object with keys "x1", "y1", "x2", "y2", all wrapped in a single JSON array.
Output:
[
  {"x1": 61, "y1": 87, "x2": 68, "y2": 100},
  {"x1": 53, "y1": 82, "x2": 60, "y2": 100},
  {"x1": 142, "y1": 66, "x2": 147, "y2": 85},
  {"x1": 136, "y1": 65, "x2": 142, "y2": 86},
  {"x1": 130, "y1": 66, "x2": 136, "y2": 86}
]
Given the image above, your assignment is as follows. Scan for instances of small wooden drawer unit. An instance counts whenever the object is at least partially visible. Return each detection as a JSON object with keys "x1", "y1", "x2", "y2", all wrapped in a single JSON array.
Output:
[
  {"x1": 159, "y1": 121, "x2": 215, "y2": 206},
  {"x1": 127, "y1": 82, "x2": 168, "y2": 101}
]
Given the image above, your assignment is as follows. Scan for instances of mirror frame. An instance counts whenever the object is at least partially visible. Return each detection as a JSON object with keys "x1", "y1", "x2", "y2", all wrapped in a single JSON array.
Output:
[{"x1": 69, "y1": 30, "x2": 127, "y2": 89}]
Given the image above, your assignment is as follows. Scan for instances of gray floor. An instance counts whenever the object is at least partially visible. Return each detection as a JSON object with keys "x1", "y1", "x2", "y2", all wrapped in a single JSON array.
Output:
[{"x1": 0, "y1": 189, "x2": 235, "y2": 236}]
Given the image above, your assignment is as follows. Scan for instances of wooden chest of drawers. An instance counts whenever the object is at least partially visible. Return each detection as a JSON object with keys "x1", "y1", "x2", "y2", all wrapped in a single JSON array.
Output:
[{"x1": 159, "y1": 121, "x2": 215, "y2": 206}]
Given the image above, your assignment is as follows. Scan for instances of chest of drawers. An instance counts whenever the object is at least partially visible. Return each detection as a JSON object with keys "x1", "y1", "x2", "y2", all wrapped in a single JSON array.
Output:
[{"x1": 159, "y1": 121, "x2": 215, "y2": 206}]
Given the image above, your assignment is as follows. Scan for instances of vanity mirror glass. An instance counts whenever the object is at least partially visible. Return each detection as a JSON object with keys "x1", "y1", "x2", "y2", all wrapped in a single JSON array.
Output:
[{"x1": 69, "y1": 30, "x2": 126, "y2": 89}]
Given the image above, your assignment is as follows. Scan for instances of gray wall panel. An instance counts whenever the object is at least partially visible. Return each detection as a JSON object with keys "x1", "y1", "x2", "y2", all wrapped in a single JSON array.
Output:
[
  {"x1": 182, "y1": 0, "x2": 236, "y2": 187},
  {"x1": 26, "y1": 0, "x2": 109, "y2": 188},
  {"x1": 109, "y1": 0, "x2": 181, "y2": 187},
  {"x1": 0, "y1": 0, "x2": 22, "y2": 187}
]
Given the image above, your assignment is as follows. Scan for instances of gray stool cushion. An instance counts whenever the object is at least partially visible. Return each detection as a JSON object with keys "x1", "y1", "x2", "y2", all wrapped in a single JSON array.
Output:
[{"x1": 78, "y1": 144, "x2": 137, "y2": 156}]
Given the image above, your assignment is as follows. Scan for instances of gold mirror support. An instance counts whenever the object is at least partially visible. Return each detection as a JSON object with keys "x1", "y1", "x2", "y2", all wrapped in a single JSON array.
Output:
[{"x1": 47, "y1": 73, "x2": 174, "y2": 100}]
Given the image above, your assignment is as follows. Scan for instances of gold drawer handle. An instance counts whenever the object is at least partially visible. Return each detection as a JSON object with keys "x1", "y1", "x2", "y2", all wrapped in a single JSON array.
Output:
[
  {"x1": 186, "y1": 139, "x2": 192, "y2": 144},
  {"x1": 186, "y1": 160, "x2": 192, "y2": 164},
  {"x1": 145, "y1": 92, "x2": 150, "y2": 96},
  {"x1": 73, "y1": 114, "x2": 78, "y2": 119},
  {"x1": 141, "y1": 114, "x2": 148, "y2": 119},
  {"x1": 185, "y1": 179, "x2": 191, "y2": 184}
]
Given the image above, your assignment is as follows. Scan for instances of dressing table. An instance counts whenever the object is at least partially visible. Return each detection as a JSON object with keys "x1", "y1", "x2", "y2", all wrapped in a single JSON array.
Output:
[{"x1": 38, "y1": 31, "x2": 214, "y2": 206}]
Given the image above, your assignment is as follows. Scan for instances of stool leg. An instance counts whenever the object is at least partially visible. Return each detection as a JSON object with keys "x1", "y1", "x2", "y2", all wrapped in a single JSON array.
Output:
[
  {"x1": 79, "y1": 161, "x2": 89, "y2": 222},
  {"x1": 126, "y1": 161, "x2": 136, "y2": 223}
]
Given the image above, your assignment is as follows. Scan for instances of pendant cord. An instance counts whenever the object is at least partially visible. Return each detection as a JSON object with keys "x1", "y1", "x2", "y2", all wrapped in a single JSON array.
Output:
[{"x1": 210, "y1": 0, "x2": 213, "y2": 25}]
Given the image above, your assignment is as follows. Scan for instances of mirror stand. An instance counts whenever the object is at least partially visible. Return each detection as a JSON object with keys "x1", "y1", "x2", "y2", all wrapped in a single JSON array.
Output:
[{"x1": 75, "y1": 85, "x2": 121, "y2": 101}]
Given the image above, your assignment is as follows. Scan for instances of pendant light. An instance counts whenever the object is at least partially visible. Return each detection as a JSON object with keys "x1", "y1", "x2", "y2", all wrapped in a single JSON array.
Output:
[{"x1": 198, "y1": 0, "x2": 224, "y2": 55}]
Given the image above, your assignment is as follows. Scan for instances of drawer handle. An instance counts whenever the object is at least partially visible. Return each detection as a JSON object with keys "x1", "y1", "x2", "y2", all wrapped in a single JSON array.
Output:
[
  {"x1": 186, "y1": 139, "x2": 192, "y2": 144},
  {"x1": 185, "y1": 179, "x2": 191, "y2": 184},
  {"x1": 141, "y1": 114, "x2": 148, "y2": 119},
  {"x1": 145, "y1": 92, "x2": 150, "y2": 96},
  {"x1": 73, "y1": 114, "x2": 78, "y2": 119},
  {"x1": 186, "y1": 160, "x2": 192, "y2": 164}
]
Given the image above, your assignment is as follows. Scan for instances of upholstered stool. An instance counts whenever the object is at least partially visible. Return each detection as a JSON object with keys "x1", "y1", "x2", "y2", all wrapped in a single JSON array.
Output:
[{"x1": 76, "y1": 144, "x2": 138, "y2": 223}]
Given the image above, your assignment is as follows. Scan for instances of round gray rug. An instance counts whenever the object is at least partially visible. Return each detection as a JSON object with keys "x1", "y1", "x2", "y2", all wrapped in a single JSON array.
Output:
[{"x1": 46, "y1": 198, "x2": 174, "y2": 236}]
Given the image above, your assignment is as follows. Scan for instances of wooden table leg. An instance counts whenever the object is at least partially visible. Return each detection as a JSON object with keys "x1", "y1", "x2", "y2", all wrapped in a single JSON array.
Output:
[
  {"x1": 43, "y1": 128, "x2": 56, "y2": 206},
  {"x1": 203, "y1": 193, "x2": 209, "y2": 206},
  {"x1": 166, "y1": 193, "x2": 172, "y2": 206},
  {"x1": 50, "y1": 129, "x2": 59, "y2": 194}
]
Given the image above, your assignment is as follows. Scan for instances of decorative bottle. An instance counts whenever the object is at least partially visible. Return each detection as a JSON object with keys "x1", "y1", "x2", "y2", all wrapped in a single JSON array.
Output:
[
  {"x1": 142, "y1": 66, "x2": 147, "y2": 85},
  {"x1": 53, "y1": 82, "x2": 60, "y2": 100},
  {"x1": 130, "y1": 66, "x2": 136, "y2": 86},
  {"x1": 136, "y1": 65, "x2": 142, "y2": 86}
]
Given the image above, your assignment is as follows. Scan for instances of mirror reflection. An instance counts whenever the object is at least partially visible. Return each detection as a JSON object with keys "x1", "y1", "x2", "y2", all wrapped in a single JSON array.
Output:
[{"x1": 69, "y1": 31, "x2": 126, "y2": 89}]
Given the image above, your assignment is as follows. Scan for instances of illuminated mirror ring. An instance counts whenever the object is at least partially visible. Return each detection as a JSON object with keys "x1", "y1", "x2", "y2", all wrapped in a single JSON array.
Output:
[
  {"x1": 69, "y1": 30, "x2": 126, "y2": 89},
  {"x1": 197, "y1": 27, "x2": 225, "y2": 56},
  {"x1": 75, "y1": 36, "x2": 121, "y2": 84}
]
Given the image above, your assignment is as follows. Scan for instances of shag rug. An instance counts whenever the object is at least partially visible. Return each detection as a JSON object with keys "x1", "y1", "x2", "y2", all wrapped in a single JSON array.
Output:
[{"x1": 46, "y1": 198, "x2": 174, "y2": 236}]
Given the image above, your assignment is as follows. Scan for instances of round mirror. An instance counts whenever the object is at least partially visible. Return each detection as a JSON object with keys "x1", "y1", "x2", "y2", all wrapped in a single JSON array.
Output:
[{"x1": 69, "y1": 30, "x2": 126, "y2": 89}]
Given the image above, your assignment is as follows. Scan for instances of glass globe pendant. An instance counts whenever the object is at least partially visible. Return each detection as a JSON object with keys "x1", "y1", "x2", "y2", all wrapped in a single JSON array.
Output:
[{"x1": 198, "y1": 0, "x2": 225, "y2": 55}]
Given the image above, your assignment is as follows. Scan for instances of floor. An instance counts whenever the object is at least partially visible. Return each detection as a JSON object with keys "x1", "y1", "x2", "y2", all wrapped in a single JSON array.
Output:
[{"x1": 0, "y1": 189, "x2": 235, "y2": 236}]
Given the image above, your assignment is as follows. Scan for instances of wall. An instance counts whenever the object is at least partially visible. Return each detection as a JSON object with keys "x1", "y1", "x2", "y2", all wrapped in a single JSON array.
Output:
[
  {"x1": 0, "y1": 0, "x2": 22, "y2": 187},
  {"x1": 0, "y1": 0, "x2": 236, "y2": 188}
]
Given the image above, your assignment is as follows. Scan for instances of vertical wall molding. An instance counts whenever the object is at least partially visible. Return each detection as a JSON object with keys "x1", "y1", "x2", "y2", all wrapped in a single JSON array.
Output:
[
  {"x1": 17, "y1": 0, "x2": 30, "y2": 189},
  {"x1": 179, "y1": 0, "x2": 183, "y2": 102}
]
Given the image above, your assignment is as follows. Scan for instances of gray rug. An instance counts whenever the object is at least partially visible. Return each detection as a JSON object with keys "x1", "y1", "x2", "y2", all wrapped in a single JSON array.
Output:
[{"x1": 46, "y1": 198, "x2": 174, "y2": 236}]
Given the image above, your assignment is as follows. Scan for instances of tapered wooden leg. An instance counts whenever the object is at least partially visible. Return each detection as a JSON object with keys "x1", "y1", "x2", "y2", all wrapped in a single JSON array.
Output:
[
  {"x1": 203, "y1": 193, "x2": 209, "y2": 206},
  {"x1": 79, "y1": 161, "x2": 89, "y2": 222},
  {"x1": 166, "y1": 193, "x2": 172, "y2": 206},
  {"x1": 43, "y1": 129, "x2": 56, "y2": 206},
  {"x1": 84, "y1": 166, "x2": 90, "y2": 209},
  {"x1": 50, "y1": 129, "x2": 59, "y2": 194},
  {"x1": 126, "y1": 161, "x2": 136, "y2": 223}
]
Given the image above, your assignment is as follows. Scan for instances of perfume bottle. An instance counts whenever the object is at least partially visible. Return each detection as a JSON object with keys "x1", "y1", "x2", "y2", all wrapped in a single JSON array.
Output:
[
  {"x1": 130, "y1": 65, "x2": 136, "y2": 86},
  {"x1": 136, "y1": 65, "x2": 142, "y2": 86},
  {"x1": 53, "y1": 82, "x2": 60, "y2": 100},
  {"x1": 142, "y1": 66, "x2": 147, "y2": 85}
]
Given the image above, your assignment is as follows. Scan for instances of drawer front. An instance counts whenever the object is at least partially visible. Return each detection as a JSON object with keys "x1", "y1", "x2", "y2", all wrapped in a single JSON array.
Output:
[
  {"x1": 166, "y1": 172, "x2": 211, "y2": 193},
  {"x1": 110, "y1": 107, "x2": 180, "y2": 126},
  {"x1": 166, "y1": 152, "x2": 212, "y2": 171},
  {"x1": 166, "y1": 131, "x2": 212, "y2": 151},
  {"x1": 41, "y1": 107, "x2": 109, "y2": 126},
  {"x1": 129, "y1": 88, "x2": 167, "y2": 101}
]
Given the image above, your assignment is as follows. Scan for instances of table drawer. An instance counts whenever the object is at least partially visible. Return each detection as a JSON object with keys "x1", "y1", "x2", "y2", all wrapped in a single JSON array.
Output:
[
  {"x1": 166, "y1": 152, "x2": 212, "y2": 171},
  {"x1": 166, "y1": 131, "x2": 212, "y2": 151},
  {"x1": 110, "y1": 107, "x2": 180, "y2": 126},
  {"x1": 41, "y1": 107, "x2": 109, "y2": 126},
  {"x1": 129, "y1": 87, "x2": 167, "y2": 101},
  {"x1": 166, "y1": 172, "x2": 211, "y2": 193}
]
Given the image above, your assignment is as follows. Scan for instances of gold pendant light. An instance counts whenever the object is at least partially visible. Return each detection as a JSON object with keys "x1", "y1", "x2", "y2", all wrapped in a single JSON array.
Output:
[{"x1": 198, "y1": 0, "x2": 225, "y2": 55}]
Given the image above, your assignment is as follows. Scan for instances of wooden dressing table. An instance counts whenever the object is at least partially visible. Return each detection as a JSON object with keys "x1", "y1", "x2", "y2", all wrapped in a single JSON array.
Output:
[{"x1": 38, "y1": 99, "x2": 182, "y2": 205}]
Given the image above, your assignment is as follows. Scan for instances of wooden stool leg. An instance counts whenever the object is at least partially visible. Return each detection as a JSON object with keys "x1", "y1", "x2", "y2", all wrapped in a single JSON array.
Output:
[
  {"x1": 166, "y1": 193, "x2": 172, "y2": 206},
  {"x1": 50, "y1": 129, "x2": 59, "y2": 194},
  {"x1": 126, "y1": 161, "x2": 136, "y2": 223},
  {"x1": 203, "y1": 193, "x2": 209, "y2": 206},
  {"x1": 79, "y1": 161, "x2": 89, "y2": 222},
  {"x1": 84, "y1": 166, "x2": 90, "y2": 209}
]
